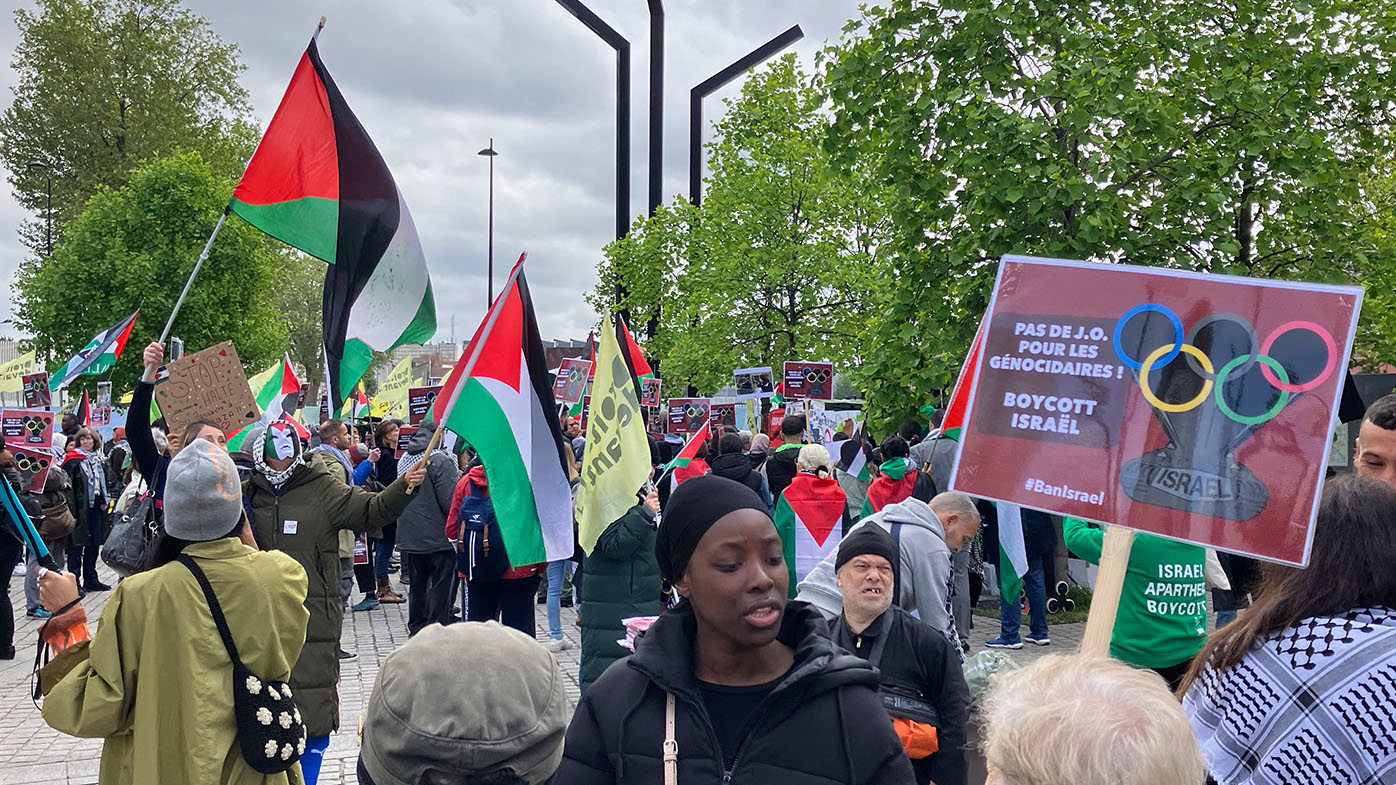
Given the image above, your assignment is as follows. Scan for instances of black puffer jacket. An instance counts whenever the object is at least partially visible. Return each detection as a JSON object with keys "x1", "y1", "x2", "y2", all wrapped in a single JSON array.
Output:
[
  {"x1": 559, "y1": 600, "x2": 915, "y2": 784},
  {"x1": 765, "y1": 445, "x2": 802, "y2": 501},
  {"x1": 578, "y1": 504, "x2": 661, "y2": 693},
  {"x1": 709, "y1": 452, "x2": 772, "y2": 512}
]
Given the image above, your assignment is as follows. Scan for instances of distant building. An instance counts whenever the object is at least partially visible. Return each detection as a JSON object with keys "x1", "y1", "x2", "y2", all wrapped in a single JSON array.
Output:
[
  {"x1": 542, "y1": 338, "x2": 589, "y2": 371},
  {"x1": 0, "y1": 338, "x2": 24, "y2": 366}
]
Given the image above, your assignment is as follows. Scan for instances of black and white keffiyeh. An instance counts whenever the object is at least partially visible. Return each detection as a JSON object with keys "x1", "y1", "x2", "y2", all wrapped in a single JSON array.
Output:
[{"x1": 1182, "y1": 607, "x2": 1396, "y2": 785}]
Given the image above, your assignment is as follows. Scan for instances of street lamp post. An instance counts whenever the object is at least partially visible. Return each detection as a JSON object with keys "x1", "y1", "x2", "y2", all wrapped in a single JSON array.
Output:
[
  {"x1": 689, "y1": 25, "x2": 804, "y2": 206},
  {"x1": 26, "y1": 161, "x2": 51, "y2": 255},
  {"x1": 478, "y1": 140, "x2": 498, "y2": 307}
]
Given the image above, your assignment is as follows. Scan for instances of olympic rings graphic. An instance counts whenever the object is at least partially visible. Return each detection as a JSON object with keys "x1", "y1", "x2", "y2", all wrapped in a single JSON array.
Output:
[
  {"x1": 14, "y1": 454, "x2": 47, "y2": 472},
  {"x1": 1139, "y1": 344, "x2": 1213, "y2": 412},
  {"x1": 803, "y1": 367, "x2": 831, "y2": 384},
  {"x1": 683, "y1": 403, "x2": 708, "y2": 419},
  {"x1": 1112, "y1": 304, "x2": 1337, "y2": 426},
  {"x1": 24, "y1": 416, "x2": 49, "y2": 433}
]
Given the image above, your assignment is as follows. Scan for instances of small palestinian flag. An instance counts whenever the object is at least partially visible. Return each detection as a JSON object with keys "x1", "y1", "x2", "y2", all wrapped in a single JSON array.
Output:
[
  {"x1": 431, "y1": 255, "x2": 574, "y2": 565},
  {"x1": 774, "y1": 473, "x2": 849, "y2": 596},
  {"x1": 74, "y1": 389, "x2": 91, "y2": 428},
  {"x1": 663, "y1": 422, "x2": 711, "y2": 492},
  {"x1": 939, "y1": 317, "x2": 985, "y2": 442},
  {"x1": 229, "y1": 36, "x2": 436, "y2": 411},
  {"x1": 228, "y1": 355, "x2": 302, "y2": 452},
  {"x1": 342, "y1": 383, "x2": 371, "y2": 420},
  {"x1": 49, "y1": 311, "x2": 138, "y2": 392}
]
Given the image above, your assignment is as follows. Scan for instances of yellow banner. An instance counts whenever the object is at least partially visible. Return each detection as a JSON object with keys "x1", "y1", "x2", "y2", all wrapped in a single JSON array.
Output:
[
  {"x1": 0, "y1": 351, "x2": 35, "y2": 394},
  {"x1": 373, "y1": 356, "x2": 415, "y2": 420},
  {"x1": 574, "y1": 316, "x2": 653, "y2": 554}
]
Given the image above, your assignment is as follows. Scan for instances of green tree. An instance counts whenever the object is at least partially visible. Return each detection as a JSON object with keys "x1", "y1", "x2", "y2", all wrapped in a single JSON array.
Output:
[
  {"x1": 14, "y1": 152, "x2": 286, "y2": 395},
  {"x1": 823, "y1": 0, "x2": 1396, "y2": 428},
  {"x1": 0, "y1": 0, "x2": 255, "y2": 251},
  {"x1": 591, "y1": 55, "x2": 890, "y2": 394}
]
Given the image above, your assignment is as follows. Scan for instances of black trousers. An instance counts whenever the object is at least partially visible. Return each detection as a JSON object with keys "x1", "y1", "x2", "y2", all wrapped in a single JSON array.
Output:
[
  {"x1": 403, "y1": 550, "x2": 456, "y2": 636},
  {"x1": 354, "y1": 538, "x2": 376, "y2": 595},
  {"x1": 0, "y1": 533, "x2": 22, "y2": 649},
  {"x1": 67, "y1": 511, "x2": 103, "y2": 586},
  {"x1": 467, "y1": 575, "x2": 541, "y2": 638}
]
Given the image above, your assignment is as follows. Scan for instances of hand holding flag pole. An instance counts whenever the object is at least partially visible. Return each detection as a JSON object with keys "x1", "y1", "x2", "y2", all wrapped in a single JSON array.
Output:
[
  {"x1": 141, "y1": 210, "x2": 229, "y2": 383},
  {"x1": 406, "y1": 255, "x2": 528, "y2": 494}
]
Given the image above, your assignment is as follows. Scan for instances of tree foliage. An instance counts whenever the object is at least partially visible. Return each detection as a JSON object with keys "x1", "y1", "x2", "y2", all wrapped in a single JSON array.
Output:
[
  {"x1": 14, "y1": 152, "x2": 286, "y2": 395},
  {"x1": 590, "y1": 55, "x2": 890, "y2": 394},
  {"x1": 0, "y1": 0, "x2": 256, "y2": 251},
  {"x1": 822, "y1": 0, "x2": 1396, "y2": 428}
]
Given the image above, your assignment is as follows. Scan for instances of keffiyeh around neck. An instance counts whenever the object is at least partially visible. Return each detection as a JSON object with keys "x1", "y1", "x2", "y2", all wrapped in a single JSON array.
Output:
[{"x1": 254, "y1": 426, "x2": 304, "y2": 490}]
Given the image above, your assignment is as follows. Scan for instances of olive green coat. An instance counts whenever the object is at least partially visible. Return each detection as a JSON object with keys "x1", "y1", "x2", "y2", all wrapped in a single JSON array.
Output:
[
  {"x1": 41, "y1": 538, "x2": 309, "y2": 785},
  {"x1": 245, "y1": 454, "x2": 413, "y2": 735}
]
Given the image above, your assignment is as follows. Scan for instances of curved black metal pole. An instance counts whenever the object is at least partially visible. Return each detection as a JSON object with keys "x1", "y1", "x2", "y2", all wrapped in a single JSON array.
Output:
[{"x1": 689, "y1": 24, "x2": 803, "y2": 206}]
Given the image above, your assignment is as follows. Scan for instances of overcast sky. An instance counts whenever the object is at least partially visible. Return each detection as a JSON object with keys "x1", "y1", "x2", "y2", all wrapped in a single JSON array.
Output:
[{"x1": 0, "y1": 0, "x2": 866, "y2": 345}]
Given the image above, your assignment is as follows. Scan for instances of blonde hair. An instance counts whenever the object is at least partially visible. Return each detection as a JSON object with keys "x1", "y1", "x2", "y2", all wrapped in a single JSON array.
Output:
[
  {"x1": 981, "y1": 655, "x2": 1205, "y2": 785},
  {"x1": 797, "y1": 444, "x2": 832, "y2": 478}
]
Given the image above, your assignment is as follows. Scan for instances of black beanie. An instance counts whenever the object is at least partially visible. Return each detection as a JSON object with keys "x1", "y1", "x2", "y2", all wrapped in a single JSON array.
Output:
[
  {"x1": 656, "y1": 474, "x2": 770, "y2": 582},
  {"x1": 835, "y1": 524, "x2": 899, "y2": 573}
]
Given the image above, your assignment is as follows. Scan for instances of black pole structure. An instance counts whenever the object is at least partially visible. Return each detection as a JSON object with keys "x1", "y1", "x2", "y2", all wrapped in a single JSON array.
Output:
[
  {"x1": 554, "y1": 0, "x2": 631, "y2": 321},
  {"x1": 478, "y1": 140, "x2": 498, "y2": 308},
  {"x1": 647, "y1": 0, "x2": 663, "y2": 216},
  {"x1": 688, "y1": 24, "x2": 803, "y2": 206}
]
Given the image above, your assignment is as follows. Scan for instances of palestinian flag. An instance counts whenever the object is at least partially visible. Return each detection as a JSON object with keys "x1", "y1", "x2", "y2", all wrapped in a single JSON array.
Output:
[
  {"x1": 49, "y1": 311, "x2": 138, "y2": 392},
  {"x1": 342, "y1": 383, "x2": 371, "y2": 420},
  {"x1": 774, "y1": 473, "x2": 849, "y2": 596},
  {"x1": 996, "y1": 502, "x2": 1029, "y2": 605},
  {"x1": 616, "y1": 315, "x2": 654, "y2": 379},
  {"x1": 229, "y1": 36, "x2": 436, "y2": 411},
  {"x1": 939, "y1": 317, "x2": 985, "y2": 442},
  {"x1": 74, "y1": 389, "x2": 91, "y2": 428},
  {"x1": 662, "y1": 422, "x2": 711, "y2": 492},
  {"x1": 431, "y1": 255, "x2": 573, "y2": 565},
  {"x1": 227, "y1": 355, "x2": 302, "y2": 452}
]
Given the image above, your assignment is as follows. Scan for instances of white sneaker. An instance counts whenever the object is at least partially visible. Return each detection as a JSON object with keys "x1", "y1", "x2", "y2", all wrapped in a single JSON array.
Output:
[{"x1": 544, "y1": 637, "x2": 573, "y2": 652}]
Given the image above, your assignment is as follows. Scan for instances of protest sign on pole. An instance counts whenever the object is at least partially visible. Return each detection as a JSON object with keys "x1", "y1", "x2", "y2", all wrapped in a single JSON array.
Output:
[
  {"x1": 21, "y1": 372, "x2": 51, "y2": 409},
  {"x1": 554, "y1": 358, "x2": 592, "y2": 405},
  {"x1": 668, "y1": 398, "x2": 711, "y2": 434},
  {"x1": 575, "y1": 317, "x2": 653, "y2": 554},
  {"x1": 374, "y1": 356, "x2": 414, "y2": 420},
  {"x1": 734, "y1": 366, "x2": 774, "y2": 398},
  {"x1": 396, "y1": 425, "x2": 417, "y2": 453},
  {"x1": 152, "y1": 341, "x2": 260, "y2": 438},
  {"x1": 951, "y1": 255, "x2": 1362, "y2": 567},
  {"x1": 710, "y1": 403, "x2": 737, "y2": 428},
  {"x1": 1, "y1": 409, "x2": 54, "y2": 492},
  {"x1": 783, "y1": 361, "x2": 834, "y2": 400},
  {"x1": 578, "y1": 395, "x2": 592, "y2": 431},
  {"x1": 408, "y1": 385, "x2": 441, "y2": 425},
  {"x1": 639, "y1": 377, "x2": 662, "y2": 407}
]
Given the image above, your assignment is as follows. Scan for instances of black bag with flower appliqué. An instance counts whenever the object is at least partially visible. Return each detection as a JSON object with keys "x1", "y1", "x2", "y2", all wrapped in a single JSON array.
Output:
[{"x1": 178, "y1": 555, "x2": 306, "y2": 774}]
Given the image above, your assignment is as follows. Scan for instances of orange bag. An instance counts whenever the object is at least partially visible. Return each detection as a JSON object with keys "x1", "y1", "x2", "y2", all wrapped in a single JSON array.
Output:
[{"x1": 892, "y1": 716, "x2": 939, "y2": 759}]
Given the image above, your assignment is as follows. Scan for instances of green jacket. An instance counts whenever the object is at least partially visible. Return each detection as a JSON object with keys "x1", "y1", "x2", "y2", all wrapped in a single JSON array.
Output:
[
  {"x1": 246, "y1": 456, "x2": 413, "y2": 735},
  {"x1": 579, "y1": 504, "x2": 661, "y2": 693},
  {"x1": 42, "y1": 538, "x2": 309, "y2": 785},
  {"x1": 1062, "y1": 517, "x2": 1208, "y2": 669}
]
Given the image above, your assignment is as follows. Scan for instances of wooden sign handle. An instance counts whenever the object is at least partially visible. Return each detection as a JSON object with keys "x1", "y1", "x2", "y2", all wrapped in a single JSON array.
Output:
[
  {"x1": 1079, "y1": 525, "x2": 1135, "y2": 656},
  {"x1": 404, "y1": 423, "x2": 445, "y2": 495}
]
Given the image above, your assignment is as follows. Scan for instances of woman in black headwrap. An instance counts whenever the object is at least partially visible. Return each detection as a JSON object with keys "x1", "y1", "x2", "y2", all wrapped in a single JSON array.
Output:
[{"x1": 558, "y1": 475, "x2": 914, "y2": 785}]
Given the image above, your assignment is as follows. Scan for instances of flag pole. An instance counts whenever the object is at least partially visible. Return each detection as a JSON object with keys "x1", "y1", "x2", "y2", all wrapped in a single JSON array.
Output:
[
  {"x1": 141, "y1": 210, "x2": 229, "y2": 382},
  {"x1": 408, "y1": 254, "x2": 526, "y2": 493}
]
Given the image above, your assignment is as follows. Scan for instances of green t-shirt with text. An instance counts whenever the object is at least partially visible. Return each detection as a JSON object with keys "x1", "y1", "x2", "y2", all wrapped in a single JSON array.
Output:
[{"x1": 1063, "y1": 517, "x2": 1208, "y2": 669}]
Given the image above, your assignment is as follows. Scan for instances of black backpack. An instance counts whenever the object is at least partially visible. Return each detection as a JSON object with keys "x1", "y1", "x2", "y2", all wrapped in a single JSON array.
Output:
[{"x1": 455, "y1": 481, "x2": 509, "y2": 581}]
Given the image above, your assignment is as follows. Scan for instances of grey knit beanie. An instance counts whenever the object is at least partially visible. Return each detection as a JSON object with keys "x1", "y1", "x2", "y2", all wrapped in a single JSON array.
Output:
[{"x1": 164, "y1": 438, "x2": 244, "y2": 541}]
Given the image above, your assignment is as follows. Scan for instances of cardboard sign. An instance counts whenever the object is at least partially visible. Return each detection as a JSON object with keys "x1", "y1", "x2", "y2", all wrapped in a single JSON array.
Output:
[
  {"x1": 951, "y1": 255, "x2": 1362, "y2": 566},
  {"x1": 734, "y1": 366, "x2": 774, "y2": 398},
  {"x1": 153, "y1": 341, "x2": 259, "y2": 438},
  {"x1": 640, "y1": 377, "x2": 662, "y2": 407},
  {"x1": 396, "y1": 425, "x2": 417, "y2": 453},
  {"x1": 710, "y1": 403, "x2": 737, "y2": 428},
  {"x1": 783, "y1": 361, "x2": 834, "y2": 400},
  {"x1": 668, "y1": 398, "x2": 710, "y2": 434},
  {"x1": 2, "y1": 409, "x2": 54, "y2": 492},
  {"x1": 408, "y1": 386, "x2": 440, "y2": 426},
  {"x1": 554, "y1": 358, "x2": 592, "y2": 405},
  {"x1": 22, "y1": 372, "x2": 50, "y2": 408}
]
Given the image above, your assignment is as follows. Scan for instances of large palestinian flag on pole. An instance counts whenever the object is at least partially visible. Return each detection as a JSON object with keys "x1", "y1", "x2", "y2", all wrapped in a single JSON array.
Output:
[
  {"x1": 774, "y1": 474, "x2": 849, "y2": 596},
  {"x1": 49, "y1": 311, "x2": 138, "y2": 392},
  {"x1": 431, "y1": 255, "x2": 573, "y2": 566},
  {"x1": 229, "y1": 35, "x2": 435, "y2": 410}
]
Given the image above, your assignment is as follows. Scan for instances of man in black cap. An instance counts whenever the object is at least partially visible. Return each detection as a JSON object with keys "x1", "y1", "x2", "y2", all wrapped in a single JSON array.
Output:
[{"x1": 831, "y1": 524, "x2": 970, "y2": 785}]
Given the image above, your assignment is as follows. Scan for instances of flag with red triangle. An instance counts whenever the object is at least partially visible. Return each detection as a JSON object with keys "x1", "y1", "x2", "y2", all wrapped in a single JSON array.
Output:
[
  {"x1": 431, "y1": 254, "x2": 573, "y2": 565},
  {"x1": 773, "y1": 473, "x2": 848, "y2": 595},
  {"x1": 939, "y1": 316, "x2": 986, "y2": 442},
  {"x1": 74, "y1": 390, "x2": 91, "y2": 428},
  {"x1": 616, "y1": 315, "x2": 653, "y2": 379},
  {"x1": 662, "y1": 421, "x2": 711, "y2": 491},
  {"x1": 48, "y1": 311, "x2": 139, "y2": 392}
]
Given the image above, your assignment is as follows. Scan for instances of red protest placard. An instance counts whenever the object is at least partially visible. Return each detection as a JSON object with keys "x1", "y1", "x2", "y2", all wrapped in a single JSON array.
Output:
[
  {"x1": 668, "y1": 398, "x2": 710, "y2": 434},
  {"x1": 710, "y1": 403, "x2": 737, "y2": 428},
  {"x1": 950, "y1": 256, "x2": 1362, "y2": 566},
  {"x1": 640, "y1": 377, "x2": 662, "y2": 408},
  {"x1": 2, "y1": 409, "x2": 54, "y2": 492},
  {"x1": 408, "y1": 386, "x2": 441, "y2": 426},
  {"x1": 783, "y1": 361, "x2": 834, "y2": 400},
  {"x1": 21, "y1": 373, "x2": 50, "y2": 408},
  {"x1": 579, "y1": 395, "x2": 592, "y2": 431},
  {"x1": 554, "y1": 358, "x2": 592, "y2": 405}
]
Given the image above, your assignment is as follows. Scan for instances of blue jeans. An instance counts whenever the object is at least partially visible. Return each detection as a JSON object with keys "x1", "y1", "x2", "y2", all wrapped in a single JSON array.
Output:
[
  {"x1": 546, "y1": 560, "x2": 569, "y2": 640},
  {"x1": 373, "y1": 523, "x2": 397, "y2": 580},
  {"x1": 999, "y1": 555, "x2": 1049, "y2": 641}
]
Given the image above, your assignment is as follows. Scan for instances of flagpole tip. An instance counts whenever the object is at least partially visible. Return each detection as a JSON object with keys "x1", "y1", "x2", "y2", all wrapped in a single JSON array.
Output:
[{"x1": 318, "y1": 16, "x2": 327, "y2": 28}]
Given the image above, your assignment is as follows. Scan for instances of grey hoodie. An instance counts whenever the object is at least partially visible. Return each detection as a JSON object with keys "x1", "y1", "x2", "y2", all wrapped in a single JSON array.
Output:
[
  {"x1": 393, "y1": 423, "x2": 462, "y2": 554},
  {"x1": 796, "y1": 497, "x2": 962, "y2": 655}
]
